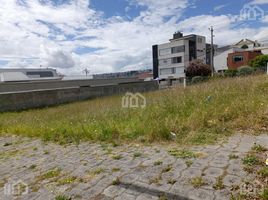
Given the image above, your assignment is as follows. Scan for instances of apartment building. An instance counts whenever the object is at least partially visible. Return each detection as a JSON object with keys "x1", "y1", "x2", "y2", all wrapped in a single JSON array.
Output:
[{"x1": 152, "y1": 32, "x2": 208, "y2": 80}]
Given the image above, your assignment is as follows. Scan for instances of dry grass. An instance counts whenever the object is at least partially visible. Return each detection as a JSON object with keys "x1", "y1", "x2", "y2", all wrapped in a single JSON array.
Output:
[{"x1": 0, "y1": 75, "x2": 267, "y2": 145}]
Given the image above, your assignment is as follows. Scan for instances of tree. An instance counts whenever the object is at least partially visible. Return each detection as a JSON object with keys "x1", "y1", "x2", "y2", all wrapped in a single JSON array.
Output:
[
  {"x1": 186, "y1": 60, "x2": 212, "y2": 78},
  {"x1": 249, "y1": 55, "x2": 268, "y2": 69}
]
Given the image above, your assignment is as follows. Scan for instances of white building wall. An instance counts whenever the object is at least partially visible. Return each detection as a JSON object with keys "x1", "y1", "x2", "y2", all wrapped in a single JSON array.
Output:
[
  {"x1": 158, "y1": 40, "x2": 187, "y2": 79},
  {"x1": 262, "y1": 49, "x2": 268, "y2": 55},
  {"x1": 196, "y1": 36, "x2": 206, "y2": 64},
  {"x1": 214, "y1": 48, "x2": 243, "y2": 72}
]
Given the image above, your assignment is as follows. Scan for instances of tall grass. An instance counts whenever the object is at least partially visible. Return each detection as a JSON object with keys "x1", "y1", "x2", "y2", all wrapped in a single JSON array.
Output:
[{"x1": 0, "y1": 75, "x2": 267, "y2": 145}]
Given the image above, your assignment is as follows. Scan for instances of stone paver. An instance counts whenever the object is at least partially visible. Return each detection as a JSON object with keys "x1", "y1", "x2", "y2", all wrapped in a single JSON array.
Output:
[{"x1": 0, "y1": 133, "x2": 266, "y2": 200}]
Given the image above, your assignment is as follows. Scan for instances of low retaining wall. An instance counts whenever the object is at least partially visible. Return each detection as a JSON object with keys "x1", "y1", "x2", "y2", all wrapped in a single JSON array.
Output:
[{"x1": 0, "y1": 81, "x2": 158, "y2": 112}]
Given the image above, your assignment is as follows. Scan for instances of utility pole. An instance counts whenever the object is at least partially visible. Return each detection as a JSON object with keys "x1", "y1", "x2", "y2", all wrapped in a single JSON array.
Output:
[
  {"x1": 209, "y1": 26, "x2": 215, "y2": 76},
  {"x1": 83, "y1": 68, "x2": 90, "y2": 76}
]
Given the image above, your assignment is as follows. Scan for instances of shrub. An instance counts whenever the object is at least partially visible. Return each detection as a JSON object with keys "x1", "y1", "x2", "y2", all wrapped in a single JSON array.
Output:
[
  {"x1": 249, "y1": 55, "x2": 268, "y2": 70},
  {"x1": 186, "y1": 60, "x2": 212, "y2": 78},
  {"x1": 237, "y1": 66, "x2": 254, "y2": 76},
  {"x1": 191, "y1": 76, "x2": 205, "y2": 84},
  {"x1": 224, "y1": 69, "x2": 238, "y2": 77}
]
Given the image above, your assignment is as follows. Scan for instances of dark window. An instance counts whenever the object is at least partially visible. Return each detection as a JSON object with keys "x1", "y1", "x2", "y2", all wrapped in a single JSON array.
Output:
[
  {"x1": 233, "y1": 55, "x2": 244, "y2": 62},
  {"x1": 172, "y1": 57, "x2": 182, "y2": 64},
  {"x1": 171, "y1": 45, "x2": 185, "y2": 54},
  {"x1": 26, "y1": 71, "x2": 54, "y2": 77}
]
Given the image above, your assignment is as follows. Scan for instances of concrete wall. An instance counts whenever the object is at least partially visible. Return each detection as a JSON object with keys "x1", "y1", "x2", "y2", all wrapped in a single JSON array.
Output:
[
  {"x1": 0, "y1": 78, "x2": 141, "y2": 93},
  {"x1": 0, "y1": 81, "x2": 159, "y2": 112}
]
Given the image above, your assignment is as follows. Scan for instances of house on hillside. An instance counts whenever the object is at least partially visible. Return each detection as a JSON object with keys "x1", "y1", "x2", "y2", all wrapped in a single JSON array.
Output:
[
  {"x1": 214, "y1": 39, "x2": 267, "y2": 72},
  {"x1": 214, "y1": 46, "x2": 243, "y2": 72},
  {"x1": 234, "y1": 39, "x2": 261, "y2": 49},
  {"x1": 227, "y1": 50, "x2": 263, "y2": 69}
]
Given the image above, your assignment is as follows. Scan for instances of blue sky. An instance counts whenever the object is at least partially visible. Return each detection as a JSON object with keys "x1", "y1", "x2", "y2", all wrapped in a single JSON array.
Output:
[{"x1": 0, "y1": 0, "x2": 267, "y2": 75}]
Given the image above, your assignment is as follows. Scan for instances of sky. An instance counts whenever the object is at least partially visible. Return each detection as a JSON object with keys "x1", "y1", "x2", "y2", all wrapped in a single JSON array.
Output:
[{"x1": 0, "y1": 0, "x2": 268, "y2": 75}]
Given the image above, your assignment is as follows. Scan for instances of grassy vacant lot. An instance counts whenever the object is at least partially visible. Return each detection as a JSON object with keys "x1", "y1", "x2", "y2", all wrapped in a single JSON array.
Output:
[{"x1": 0, "y1": 75, "x2": 267, "y2": 145}]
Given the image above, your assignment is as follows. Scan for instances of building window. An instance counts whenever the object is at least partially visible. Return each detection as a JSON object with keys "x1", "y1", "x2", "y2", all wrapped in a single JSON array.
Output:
[
  {"x1": 172, "y1": 57, "x2": 182, "y2": 64},
  {"x1": 233, "y1": 55, "x2": 244, "y2": 62},
  {"x1": 160, "y1": 68, "x2": 172, "y2": 75},
  {"x1": 171, "y1": 45, "x2": 185, "y2": 54},
  {"x1": 175, "y1": 67, "x2": 184, "y2": 75},
  {"x1": 159, "y1": 48, "x2": 171, "y2": 56},
  {"x1": 26, "y1": 71, "x2": 54, "y2": 78},
  {"x1": 198, "y1": 37, "x2": 203, "y2": 43},
  {"x1": 159, "y1": 59, "x2": 170, "y2": 66}
]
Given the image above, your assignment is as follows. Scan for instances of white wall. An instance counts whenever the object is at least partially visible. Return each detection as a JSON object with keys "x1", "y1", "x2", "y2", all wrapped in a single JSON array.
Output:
[
  {"x1": 261, "y1": 49, "x2": 268, "y2": 55},
  {"x1": 158, "y1": 40, "x2": 186, "y2": 79},
  {"x1": 214, "y1": 48, "x2": 243, "y2": 72}
]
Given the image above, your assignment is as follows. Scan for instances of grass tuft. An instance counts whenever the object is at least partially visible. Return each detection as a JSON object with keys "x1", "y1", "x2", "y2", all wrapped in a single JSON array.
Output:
[
  {"x1": 154, "y1": 161, "x2": 163, "y2": 166},
  {"x1": 260, "y1": 187, "x2": 268, "y2": 200},
  {"x1": 229, "y1": 154, "x2": 239, "y2": 160},
  {"x1": 213, "y1": 176, "x2": 225, "y2": 190},
  {"x1": 112, "y1": 177, "x2": 120, "y2": 185},
  {"x1": 133, "y1": 152, "x2": 142, "y2": 158},
  {"x1": 242, "y1": 155, "x2": 260, "y2": 166},
  {"x1": 57, "y1": 176, "x2": 77, "y2": 186},
  {"x1": 190, "y1": 176, "x2": 206, "y2": 188},
  {"x1": 90, "y1": 168, "x2": 105, "y2": 176},
  {"x1": 112, "y1": 155, "x2": 123, "y2": 160},
  {"x1": 185, "y1": 160, "x2": 193, "y2": 167},
  {"x1": 38, "y1": 168, "x2": 61, "y2": 180},
  {"x1": 251, "y1": 144, "x2": 267, "y2": 152},
  {"x1": 169, "y1": 149, "x2": 197, "y2": 159},
  {"x1": 258, "y1": 167, "x2": 268, "y2": 178},
  {"x1": 55, "y1": 195, "x2": 72, "y2": 200}
]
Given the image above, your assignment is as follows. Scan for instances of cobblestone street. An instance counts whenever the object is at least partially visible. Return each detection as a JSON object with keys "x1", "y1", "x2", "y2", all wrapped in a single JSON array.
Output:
[{"x1": 0, "y1": 134, "x2": 267, "y2": 200}]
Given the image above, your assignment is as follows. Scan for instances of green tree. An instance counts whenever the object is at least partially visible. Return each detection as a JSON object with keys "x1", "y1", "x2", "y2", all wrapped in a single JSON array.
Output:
[{"x1": 249, "y1": 55, "x2": 268, "y2": 69}]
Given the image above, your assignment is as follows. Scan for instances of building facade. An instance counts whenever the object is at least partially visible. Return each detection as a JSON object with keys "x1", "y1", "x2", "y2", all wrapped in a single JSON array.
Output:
[
  {"x1": 152, "y1": 32, "x2": 208, "y2": 80},
  {"x1": 227, "y1": 50, "x2": 263, "y2": 69},
  {"x1": 214, "y1": 39, "x2": 268, "y2": 72},
  {"x1": 214, "y1": 47, "x2": 243, "y2": 72},
  {"x1": 0, "y1": 68, "x2": 61, "y2": 82}
]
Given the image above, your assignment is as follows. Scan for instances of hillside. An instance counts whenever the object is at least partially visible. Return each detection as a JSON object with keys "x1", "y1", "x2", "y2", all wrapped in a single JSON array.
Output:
[{"x1": 0, "y1": 75, "x2": 267, "y2": 145}]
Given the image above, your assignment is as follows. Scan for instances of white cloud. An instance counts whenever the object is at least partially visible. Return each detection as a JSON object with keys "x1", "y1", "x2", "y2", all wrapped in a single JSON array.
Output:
[
  {"x1": 214, "y1": 4, "x2": 228, "y2": 11},
  {"x1": 0, "y1": 0, "x2": 268, "y2": 75},
  {"x1": 40, "y1": 45, "x2": 76, "y2": 69},
  {"x1": 263, "y1": 15, "x2": 268, "y2": 22},
  {"x1": 250, "y1": 0, "x2": 268, "y2": 4}
]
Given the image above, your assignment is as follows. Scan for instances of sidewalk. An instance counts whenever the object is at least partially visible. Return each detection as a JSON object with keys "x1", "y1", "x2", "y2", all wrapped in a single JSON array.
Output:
[{"x1": 0, "y1": 133, "x2": 267, "y2": 200}]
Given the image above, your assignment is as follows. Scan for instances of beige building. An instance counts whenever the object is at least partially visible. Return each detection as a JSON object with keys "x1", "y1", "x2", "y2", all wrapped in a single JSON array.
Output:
[{"x1": 152, "y1": 32, "x2": 210, "y2": 80}]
